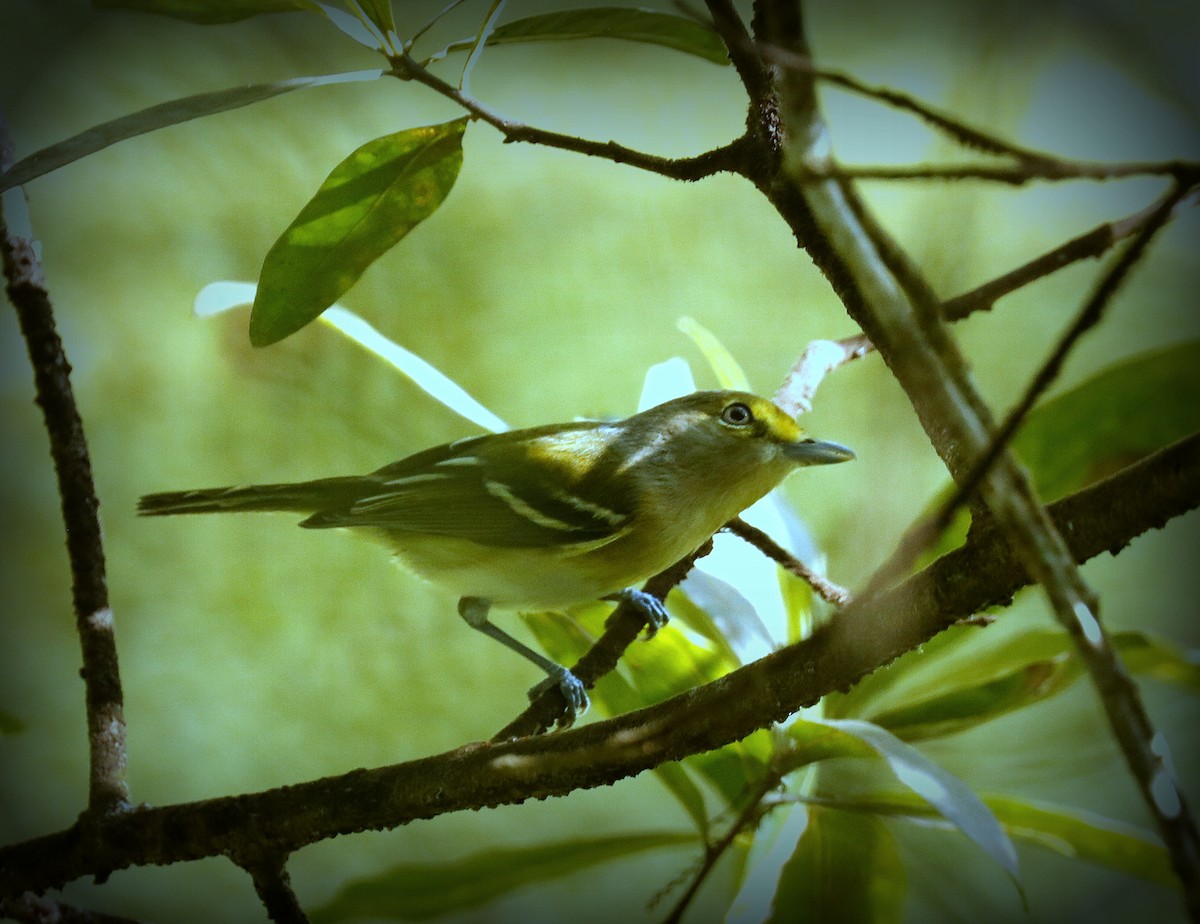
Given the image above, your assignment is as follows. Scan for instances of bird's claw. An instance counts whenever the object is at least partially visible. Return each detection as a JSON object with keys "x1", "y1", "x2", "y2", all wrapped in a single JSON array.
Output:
[
  {"x1": 528, "y1": 667, "x2": 589, "y2": 729},
  {"x1": 616, "y1": 587, "x2": 670, "y2": 639}
]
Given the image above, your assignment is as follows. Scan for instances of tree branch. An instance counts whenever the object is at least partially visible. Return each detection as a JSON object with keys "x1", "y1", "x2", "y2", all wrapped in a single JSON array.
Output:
[
  {"x1": 0, "y1": 113, "x2": 130, "y2": 816},
  {"x1": 387, "y1": 52, "x2": 750, "y2": 182},
  {"x1": 492, "y1": 540, "x2": 713, "y2": 740},
  {"x1": 942, "y1": 189, "x2": 1194, "y2": 321},
  {"x1": 4, "y1": 432, "x2": 1195, "y2": 897},
  {"x1": 762, "y1": 4, "x2": 1200, "y2": 910},
  {"x1": 236, "y1": 851, "x2": 309, "y2": 924}
]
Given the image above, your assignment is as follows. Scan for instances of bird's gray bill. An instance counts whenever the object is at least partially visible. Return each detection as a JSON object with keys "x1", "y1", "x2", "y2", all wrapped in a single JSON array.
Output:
[{"x1": 785, "y1": 439, "x2": 856, "y2": 465}]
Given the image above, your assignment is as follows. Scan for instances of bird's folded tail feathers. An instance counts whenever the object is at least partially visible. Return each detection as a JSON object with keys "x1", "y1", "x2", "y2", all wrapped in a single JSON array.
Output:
[{"x1": 137, "y1": 477, "x2": 365, "y2": 517}]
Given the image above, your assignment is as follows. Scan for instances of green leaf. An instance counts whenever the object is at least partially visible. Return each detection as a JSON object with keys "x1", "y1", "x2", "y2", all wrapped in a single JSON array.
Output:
[
  {"x1": 1016, "y1": 340, "x2": 1200, "y2": 502},
  {"x1": 866, "y1": 654, "x2": 1078, "y2": 741},
  {"x1": 768, "y1": 807, "x2": 907, "y2": 924},
  {"x1": 985, "y1": 795, "x2": 1176, "y2": 889},
  {"x1": 308, "y1": 832, "x2": 697, "y2": 922},
  {"x1": 351, "y1": 0, "x2": 394, "y2": 39},
  {"x1": 842, "y1": 626, "x2": 1198, "y2": 740},
  {"x1": 677, "y1": 315, "x2": 752, "y2": 390},
  {"x1": 810, "y1": 790, "x2": 1177, "y2": 890},
  {"x1": 314, "y1": 1, "x2": 386, "y2": 49},
  {"x1": 94, "y1": 0, "x2": 311, "y2": 24},
  {"x1": 1117, "y1": 631, "x2": 1200, "y2": 693},
  {"x1": 784, "y1": 718, "x2": 877, "y2": 768},
  {"x1": 802, "y1": 719, "x2": 1021, "y2": 889},
  {"x1": 1, "y1": 70, "x2": 385, "y2": 192},
  {"x1": 250, "y1": 117, "x2": 467, "y2": 346},
  {"x1": 519, "y1": 608, "x2": 710, "y2": 834},
  {"x1": 929, "y1": 341, "x2": 1200, "y2": 557},
  {"x1": 441, "y1": 7, "x2": 730, "y2": 66},
  {"x1": 0, "y1": 708, "x2": 24, "y2": 735}
]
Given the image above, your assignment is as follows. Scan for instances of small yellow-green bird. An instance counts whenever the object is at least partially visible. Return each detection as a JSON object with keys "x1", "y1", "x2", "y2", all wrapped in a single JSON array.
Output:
[{"x1": 139, "y1": 390, "x2": 853, "y2": 723}]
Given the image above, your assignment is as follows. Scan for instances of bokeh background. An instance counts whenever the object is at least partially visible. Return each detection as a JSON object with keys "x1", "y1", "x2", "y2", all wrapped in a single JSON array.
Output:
[{"x1": 2, "y1": 0, "x2": 1198, "y2": 921}]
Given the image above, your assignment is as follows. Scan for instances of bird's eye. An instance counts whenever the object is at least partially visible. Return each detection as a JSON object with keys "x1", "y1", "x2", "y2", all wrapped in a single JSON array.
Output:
[{"x1": 720, "y1": 402, "x2": 754, "y2": 427}]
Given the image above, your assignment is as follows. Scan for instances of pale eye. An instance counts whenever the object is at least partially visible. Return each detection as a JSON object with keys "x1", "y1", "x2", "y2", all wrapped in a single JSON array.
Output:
[{"x1": 720, "y1": 402, "x2": 754, "y2": 427}]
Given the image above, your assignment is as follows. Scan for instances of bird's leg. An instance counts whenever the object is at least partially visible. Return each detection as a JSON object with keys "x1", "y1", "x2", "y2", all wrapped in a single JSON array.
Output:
[
  {"x1": 604, "y1": 587, "x2": 670, "y2": 639},
  {"x1": 457, "y1": 596, "x2": 588, "y2": 726}
]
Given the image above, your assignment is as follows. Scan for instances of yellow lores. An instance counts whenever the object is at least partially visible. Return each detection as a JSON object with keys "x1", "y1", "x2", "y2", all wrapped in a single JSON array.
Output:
[{"x1": 139, "y1": 390, "x2": 853, "y2": 722}]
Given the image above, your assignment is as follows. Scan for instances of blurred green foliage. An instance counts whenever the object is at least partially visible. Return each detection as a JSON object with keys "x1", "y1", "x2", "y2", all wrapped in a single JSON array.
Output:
[{"x1": 1, "y1": 1, "x2": 1198, "y2": 922}]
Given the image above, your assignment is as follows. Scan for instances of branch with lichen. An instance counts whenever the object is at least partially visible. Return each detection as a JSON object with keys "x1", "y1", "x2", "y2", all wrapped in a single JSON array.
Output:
[{"x1": 0, "y1": 113, "x2": 130, "y2": 817}]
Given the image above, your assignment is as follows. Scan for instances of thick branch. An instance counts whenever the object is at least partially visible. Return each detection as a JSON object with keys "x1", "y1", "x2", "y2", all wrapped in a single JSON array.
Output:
[
  {"x1": 0, "y1": 114, "x2": 129, "y2": 814},
  {"x1": 4, "y1": 432, "x2": 1195, "y2": 897}
]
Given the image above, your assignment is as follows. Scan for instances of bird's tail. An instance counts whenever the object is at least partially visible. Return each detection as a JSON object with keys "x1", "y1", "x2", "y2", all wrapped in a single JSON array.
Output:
[{"x1": 137, "y1": 477, "x2": 365, "y2": 517}]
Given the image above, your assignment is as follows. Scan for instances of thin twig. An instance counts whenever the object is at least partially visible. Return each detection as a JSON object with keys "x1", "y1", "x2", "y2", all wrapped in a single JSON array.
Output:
[
  {"x1": 792, "y1": 160, "x2": 1198, "y2": 185},
  {"x1": 768, "y1": 4, "x2": 1200, "y2": 907},
  {"x1": 0, "y1": 111, "x2": 130, "y2": 815},
  {"x1": 702, "y1": 0, "x2": 774, "y2": 110},
  {"x1": 726, "y1": 518, "x2": 851, "y2": 606},
  {"x1": 662, "y1": 768, "x2": 783, "y2": 924},
  {"x1": 774, "y1": 334, "x2": 872, "y2": 416},
  {"x1": 858, "y1": 181, "x2": 1191, "y2": 603},
  {"x1": 757, "y1": 39, "x2": 1200, "y2": 188},
  {"x1": 942, "y1": 189, "x2": 1192, "y2": 320},
  {"x1": 492, "y1": 540, "x2": 714, "y2": 740},
  {"x1": 388, "y1": 52, "x2": 750, "y2": 182}
]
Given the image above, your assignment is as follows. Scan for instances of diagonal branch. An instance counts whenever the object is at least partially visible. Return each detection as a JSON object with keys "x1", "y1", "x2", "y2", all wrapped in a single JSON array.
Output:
[
  {"x1": 3, "y1": 431, "x2": 1195, "y2": 897},
  {"x1": 761, "y1": 3, "x2": 1200, "y2": 911},
  {"x1": 942, "y1": 188, "x2": 1195, "y2": 321}
]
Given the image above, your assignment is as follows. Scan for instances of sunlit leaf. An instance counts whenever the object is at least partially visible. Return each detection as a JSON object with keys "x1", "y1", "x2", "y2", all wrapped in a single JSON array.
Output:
[
  {"x1": 1114, "y1": 631, "x2": 1200, "y2": 693},
  {"x1": 767, "y1": 807, "x2": 906, "y2": 924},
  {"x1": 0, "y1": 70, "x2": 385, "y2": 192},
  {"x1": 672, "y1": 571, "x2": 760, "y2": 666},
  {"x1": 638, "y1": 356, "x2": 697, "y2": 410},
  {"x1": 314, "y1": 1, "x2": 384, "y2": 49},
  {"x1": 930, "y1": 340, "x2": 1200, "y2": 557},
  {"x1": 822, "y1": 622, "x2": 987, "y2": 721},
  {"x1": 678, "y1": 315, "x2": 751, "y2": 390},
  {"x1": 799, "y1": 719, "x2": 1021, "y2": 889},
  {"x1": 195, "y1": 285, "x2": 510, "y2": 432},
  {"x1": 94, "y1": 0, "x2": 310, "y2": 24},
  {"x1": 810, "y1": 790, "x2": 1177, "y2": 889},
  {"x1": 439, "y1": 7, "x2": 730, "y2": 65},
  {"x1": 308, "y1": 832, "x2": 697, "y2": 922},
  {"x1": 654, "y1": 760, "x2": 712, "y2": 838},
  {"x1": 460, "y1": 0, "x2": 508, "y2": 95},
  {"x1": 250, "y1": 117, "x2": 467, "y2": 346}
]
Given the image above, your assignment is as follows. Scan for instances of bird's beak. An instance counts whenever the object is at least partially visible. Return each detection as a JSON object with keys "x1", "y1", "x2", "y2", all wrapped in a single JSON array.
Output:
[{"x1": 784, "y1": 438, "x2": 856, "y2": 465}]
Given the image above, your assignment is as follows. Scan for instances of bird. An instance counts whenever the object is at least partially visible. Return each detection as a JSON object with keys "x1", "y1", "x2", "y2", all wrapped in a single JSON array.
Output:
[{"x1": 138, "y1": 390, "x2": 854, "y2": 725}]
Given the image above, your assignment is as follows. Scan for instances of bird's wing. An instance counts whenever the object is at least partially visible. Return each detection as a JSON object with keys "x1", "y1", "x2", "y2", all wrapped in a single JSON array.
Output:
[{"x1": 299, "y1": 430, "x2": 633, "y2": 549}]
